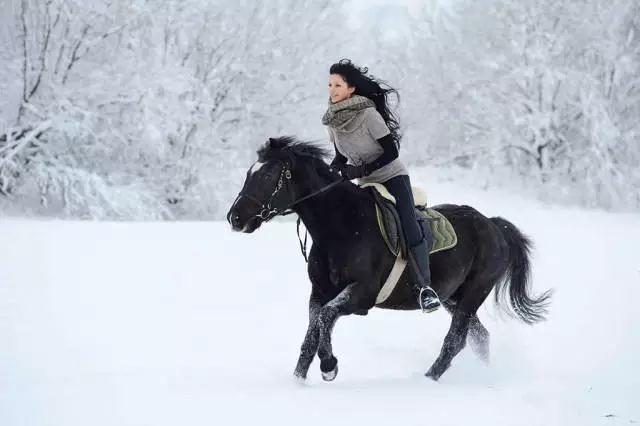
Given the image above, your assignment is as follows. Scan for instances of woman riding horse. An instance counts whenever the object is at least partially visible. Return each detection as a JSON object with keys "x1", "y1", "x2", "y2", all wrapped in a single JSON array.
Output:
[
  {"x1": 323, "y1": 59, "x2": 440, "y2": 313},
  {"x1": 226, "y1": 135, "x2": 552, "y2": 381}
]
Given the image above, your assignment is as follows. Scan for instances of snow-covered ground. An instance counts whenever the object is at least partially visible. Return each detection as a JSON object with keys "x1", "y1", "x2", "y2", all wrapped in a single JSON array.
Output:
[{"x1": 1, "y1": 179, "x2": 639, "y2": 426}]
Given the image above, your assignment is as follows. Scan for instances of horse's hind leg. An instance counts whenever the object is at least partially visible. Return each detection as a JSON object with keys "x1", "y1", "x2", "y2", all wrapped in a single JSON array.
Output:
[
  {"x1": 442, "y1": 302, "x2": 490, "y2": 363},
  {"x1": 427, "y1": 275, "x2": 494, "y2": 380},
  {"x1": 468, "y1": 314, "x2": 490, "y2": 363},
  {"x1": 426, "y1": 308, "x2": 471, "y2": 380}
]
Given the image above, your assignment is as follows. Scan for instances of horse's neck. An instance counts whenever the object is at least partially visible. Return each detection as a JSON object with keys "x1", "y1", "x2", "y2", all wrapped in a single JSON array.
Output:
[{"x1": 293, "y1": 182, "x2": 366, "y2": 242}]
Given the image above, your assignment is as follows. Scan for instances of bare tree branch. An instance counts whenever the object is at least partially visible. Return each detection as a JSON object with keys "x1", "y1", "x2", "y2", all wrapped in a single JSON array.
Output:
[
  {"x1": 19, "y1": 0, "x2": 29, "y2": 122},
  {"x1": 62, "y1": 23, "x2": 89, "y2": 85},
  {"x1": 27, "y1": 0, "x2": 53, "y2": 100}
]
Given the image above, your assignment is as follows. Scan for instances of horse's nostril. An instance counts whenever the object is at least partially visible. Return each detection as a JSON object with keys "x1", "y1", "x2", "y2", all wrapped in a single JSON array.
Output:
[{"x1": 231, "y1": 214, "x2": 241, "y2": 227}]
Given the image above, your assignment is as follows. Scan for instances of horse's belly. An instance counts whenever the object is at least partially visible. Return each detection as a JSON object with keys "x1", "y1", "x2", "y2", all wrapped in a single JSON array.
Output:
[{"x1": 374, "y1": 272, "x2": 419, "y2": 310}]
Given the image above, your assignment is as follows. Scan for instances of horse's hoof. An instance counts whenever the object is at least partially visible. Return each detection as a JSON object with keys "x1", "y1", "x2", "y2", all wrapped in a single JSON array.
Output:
[
  {"x1": 425, "y1": 368, "x2": 441, "y2": 381},
  {"x1": 426, "y1": 359, "x2": 450, "y2": 381},
  {"x1": 322, "y1": 365, "x2": 338, "y2": 381},
  {"x1": 294, "y1": 374, "x2": 307, "y2": 385},
  {"x1": 320, "y1": 356, "x2": 338, "y2": 381},
  {"x1": 293, "y1": 371, "x2": 307, "y2": 383}
]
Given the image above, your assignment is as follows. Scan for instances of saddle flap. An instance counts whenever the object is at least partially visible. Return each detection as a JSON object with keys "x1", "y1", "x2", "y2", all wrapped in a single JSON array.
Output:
[
  {"x1": 369, "y1": 187, "x2": 406, "y2": 258},
  {"x1": 417, "y1": 207, "x2": 458, "y2": 253}
]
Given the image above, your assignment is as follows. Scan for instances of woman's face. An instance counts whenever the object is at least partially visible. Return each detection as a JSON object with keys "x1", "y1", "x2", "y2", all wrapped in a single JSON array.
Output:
[{"x1": 328, "y1": 74, "x2": 355, "y2": 103}]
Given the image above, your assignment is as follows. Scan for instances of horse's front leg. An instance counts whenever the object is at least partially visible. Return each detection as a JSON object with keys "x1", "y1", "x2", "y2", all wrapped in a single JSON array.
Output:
[
  {"x1": 316, "y1": 282, "x2": 370, "y2": 381},
  {"x1": 293, "y1": 294, "x2": 322, "y2": 380}
]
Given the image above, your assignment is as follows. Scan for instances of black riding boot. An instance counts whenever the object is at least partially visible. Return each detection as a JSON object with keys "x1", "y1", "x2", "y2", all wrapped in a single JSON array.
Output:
[{"x1": 408, "y1": 238, "x2": 441, "y2": 313}]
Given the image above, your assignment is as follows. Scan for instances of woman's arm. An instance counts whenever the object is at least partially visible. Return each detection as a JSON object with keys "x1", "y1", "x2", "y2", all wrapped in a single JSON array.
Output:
[
  {"x1": 359, "y1": 108, "x2": 399, "y2": 176},
  {"x1": 331, "y1": 109, "x2": 400, "y2": 180},
  {"x1": 338, "y1": 134, "x2": 398, "y2": 180},
  {"x1": 362, "y1": 133, "x2": 398, "y2": 175}
]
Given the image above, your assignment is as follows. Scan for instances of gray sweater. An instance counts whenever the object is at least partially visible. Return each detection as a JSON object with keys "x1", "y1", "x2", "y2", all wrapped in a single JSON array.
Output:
[{"x1": 327, "y1": 107, "x2": 408, "y2": 184}]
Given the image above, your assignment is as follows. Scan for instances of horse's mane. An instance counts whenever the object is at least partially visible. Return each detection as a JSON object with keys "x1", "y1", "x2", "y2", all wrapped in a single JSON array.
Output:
[{"x1": 257, "y1": 136, "x2": 331, "y2": 163}]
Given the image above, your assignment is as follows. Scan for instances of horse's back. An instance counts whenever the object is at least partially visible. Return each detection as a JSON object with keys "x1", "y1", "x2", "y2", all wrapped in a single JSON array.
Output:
[
  {"x1": 435, "y1": 202, "x2": 511, "y2": 276},
  {"x1": 429, "y1": 203, "x2": 510, "y2": 298}
]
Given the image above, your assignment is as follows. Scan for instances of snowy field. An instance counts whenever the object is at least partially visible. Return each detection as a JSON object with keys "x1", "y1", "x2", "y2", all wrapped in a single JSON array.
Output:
[{"x1": 1, "y1": 179, "x2": 639, "y2": 426}]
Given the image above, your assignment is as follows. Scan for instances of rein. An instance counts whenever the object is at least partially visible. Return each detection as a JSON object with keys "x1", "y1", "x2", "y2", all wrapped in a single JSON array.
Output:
[
  {"x1": 238, "y1": 162, "x2": 344, "y2": 261},
  {"x1": 239, "y1": 163, "x2": 343, "y2": 222}
]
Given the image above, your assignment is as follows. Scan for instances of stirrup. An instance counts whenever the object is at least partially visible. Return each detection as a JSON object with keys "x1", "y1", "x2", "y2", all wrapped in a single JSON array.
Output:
[{"x1": 419, "y1": 287, "x2": 441, "y2": 313}]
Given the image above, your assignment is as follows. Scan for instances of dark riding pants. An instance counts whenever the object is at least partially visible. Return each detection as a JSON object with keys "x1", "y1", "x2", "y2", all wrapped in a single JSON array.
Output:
[
  {"x1": 382, "y1": 175, "x2": 423, "y2": 246},
  {"x1": 382, "y1": 174, "x2": 432, "y2": 286}
]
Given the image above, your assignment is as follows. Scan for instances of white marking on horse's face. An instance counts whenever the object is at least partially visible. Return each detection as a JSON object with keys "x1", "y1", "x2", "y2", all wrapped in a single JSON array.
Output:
[
  {"x1": 249, "y1": 161, "x2": 266, "y2": 176},
  {"x1": 229, "y1": 194, "x2": 241, "y2": 214}
]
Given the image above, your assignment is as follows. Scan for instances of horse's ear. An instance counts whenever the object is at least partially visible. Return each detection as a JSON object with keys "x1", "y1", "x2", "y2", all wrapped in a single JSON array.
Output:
[{"x1": 262, "y1": 138, "x2": 274, "y2": 149}]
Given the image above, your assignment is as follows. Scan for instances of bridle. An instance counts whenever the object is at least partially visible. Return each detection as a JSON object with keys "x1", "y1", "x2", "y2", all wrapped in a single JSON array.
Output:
[
  {"x1": 238, "y1": 165, "x2": 293, "y2": 221},
  {"x1": 237, "y1": 160, "x2": 344, "y2": 223},
  {"x1": 235, "y1": 160, "x2": 344, "y2": 262}
]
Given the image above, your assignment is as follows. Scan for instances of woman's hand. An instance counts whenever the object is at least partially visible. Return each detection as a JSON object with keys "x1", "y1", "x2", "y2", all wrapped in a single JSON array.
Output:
[{"x1": 334, "y1": 163, "x2": 366, "y2": 180}]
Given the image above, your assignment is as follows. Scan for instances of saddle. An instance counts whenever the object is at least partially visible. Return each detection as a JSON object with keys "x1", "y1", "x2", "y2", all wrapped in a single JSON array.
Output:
[
  {"x1": 360, "y1": 183, "x2": 458, "y2": 306},
  {"x1": 361, "y1": 183, "x2": 457, "y2": 257}
]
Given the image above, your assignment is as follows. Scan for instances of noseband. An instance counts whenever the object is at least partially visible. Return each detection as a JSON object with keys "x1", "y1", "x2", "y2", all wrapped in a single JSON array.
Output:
[{"x1": 238, "y1": 161, "x2": 343, "y2": 223}]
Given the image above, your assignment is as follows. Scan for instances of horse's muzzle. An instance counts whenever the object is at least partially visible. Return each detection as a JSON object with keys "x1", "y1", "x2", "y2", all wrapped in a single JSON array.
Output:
[
  {"x1": 228, "y1": 209, "x2": 242, "y2": 231},
  {"x1": 227, "y1": 201, "x2": 261, "y2": 233}
]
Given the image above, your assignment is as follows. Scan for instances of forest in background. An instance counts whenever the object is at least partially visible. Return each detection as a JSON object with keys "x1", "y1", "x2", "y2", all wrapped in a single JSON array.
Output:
[{"x1": 1, "y1": 0, "x2": 638, "y2": 219}]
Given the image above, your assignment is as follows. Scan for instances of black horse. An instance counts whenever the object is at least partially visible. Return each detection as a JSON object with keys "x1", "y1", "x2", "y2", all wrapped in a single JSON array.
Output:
[{"x1": 227, "y1": 137, "x2": 551, "y2": 381}]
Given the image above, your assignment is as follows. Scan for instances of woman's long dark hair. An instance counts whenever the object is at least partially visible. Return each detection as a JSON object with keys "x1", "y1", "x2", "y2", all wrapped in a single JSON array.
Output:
[{"x1": 329, "y1": 59, "x2": 402, "y2": 148}]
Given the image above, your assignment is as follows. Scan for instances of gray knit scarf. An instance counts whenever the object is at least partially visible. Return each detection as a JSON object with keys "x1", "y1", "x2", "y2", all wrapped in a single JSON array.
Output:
[{"x1": 321, "y1": 94, "x2": 376, "y2": 129}]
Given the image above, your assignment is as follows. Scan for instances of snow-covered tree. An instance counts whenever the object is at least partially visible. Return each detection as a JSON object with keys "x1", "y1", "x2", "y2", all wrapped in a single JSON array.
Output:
[
  {"x1": 1, "y1": 0, "x2": 638, "y2": 217},
  {"x1": 0, "y1": 0, "x2": 350, "y2": 219},
  {"x1": 403, "y1": 0, "x2": 640, "y2": 209}
]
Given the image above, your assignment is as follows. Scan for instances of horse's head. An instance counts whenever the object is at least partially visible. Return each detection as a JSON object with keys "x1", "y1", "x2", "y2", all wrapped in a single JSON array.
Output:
[{"x1": 227, "y1": 136, "x2": 332, "y2": 233}]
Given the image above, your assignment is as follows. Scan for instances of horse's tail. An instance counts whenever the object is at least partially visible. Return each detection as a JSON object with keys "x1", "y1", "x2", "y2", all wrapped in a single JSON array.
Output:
[{"x1": 491, "y1": 217, "x2": 552, "y2": 325}]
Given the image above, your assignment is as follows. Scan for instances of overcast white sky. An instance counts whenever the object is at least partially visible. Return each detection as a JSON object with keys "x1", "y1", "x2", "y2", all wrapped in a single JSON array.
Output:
[
  {"x1": 347, "y1": 0, "x2": 432, "y2": 16},
  {"x1": 344, "y1": 0, "x2": 454, "y2": 39}
]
